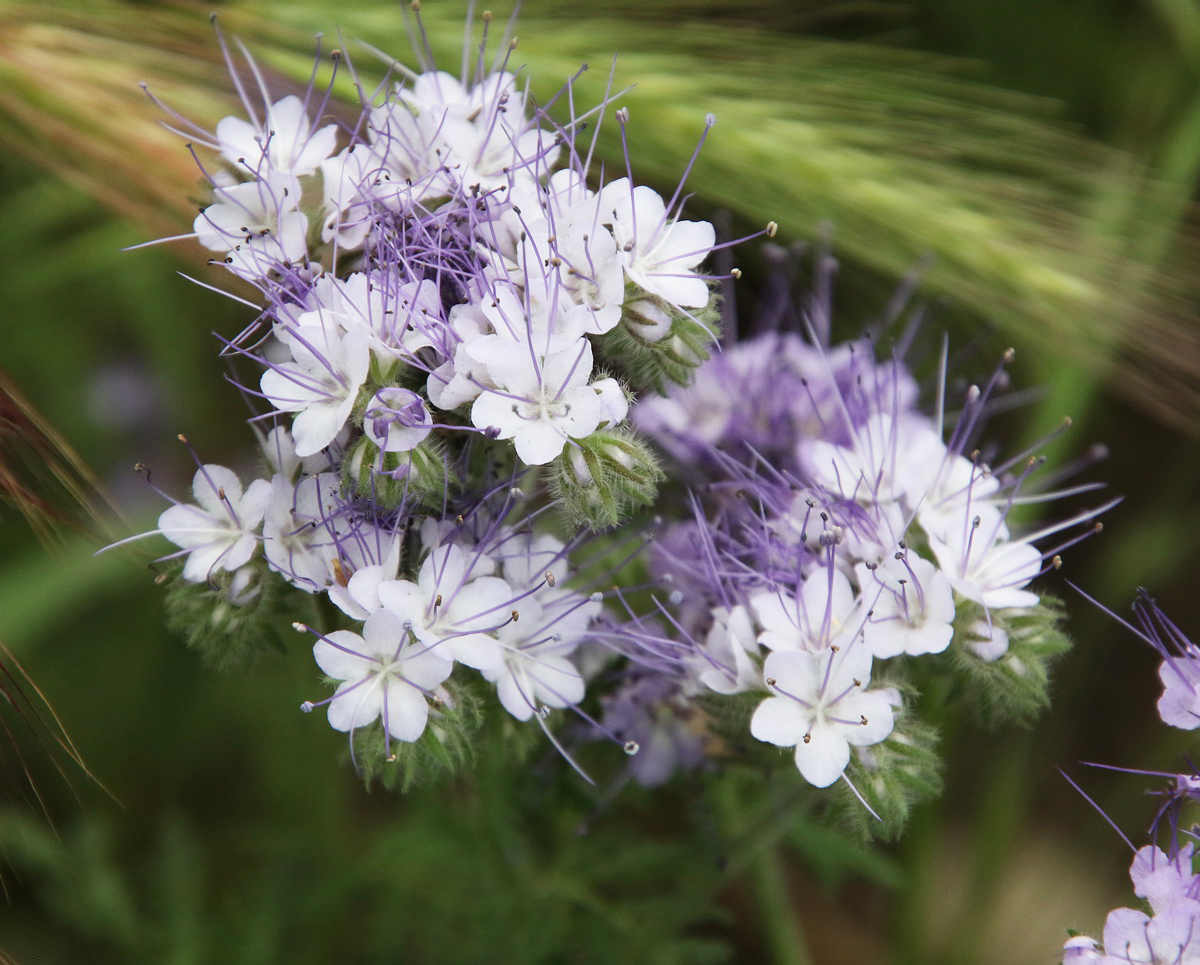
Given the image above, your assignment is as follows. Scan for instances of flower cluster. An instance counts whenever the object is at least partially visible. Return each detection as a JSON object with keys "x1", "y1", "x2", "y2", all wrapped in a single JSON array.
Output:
[
  {"x1": 128, "y1": 15, "x2": 1099, "y2": 820},
  {"x1": 1062, "y1": 593, "x2": 1200, "y2": 963},
  {"x1": 597, "y1": 320, "x2": 1106, "y2": 815}
]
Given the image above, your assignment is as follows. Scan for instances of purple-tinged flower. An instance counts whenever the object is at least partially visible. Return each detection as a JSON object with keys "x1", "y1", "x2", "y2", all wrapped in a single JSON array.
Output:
[{"x1": 364, "y1": 388, "x2": 433, "y2": 453}]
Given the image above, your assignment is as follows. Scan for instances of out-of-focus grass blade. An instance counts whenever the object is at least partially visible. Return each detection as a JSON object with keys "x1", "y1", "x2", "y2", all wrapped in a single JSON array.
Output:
[
  {"x1": 0, "y1": 0, "x2": 1197, "y2": 432},
  {"x1": 0, "y1": 372, "x2": 125, "y2": 549}
]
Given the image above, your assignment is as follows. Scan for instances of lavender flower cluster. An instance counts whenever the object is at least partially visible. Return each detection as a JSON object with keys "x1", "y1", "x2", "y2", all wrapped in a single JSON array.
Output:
[
  {"x1": 1063, "y1": 594, "x2": 1200, "y2": 963},
  {"x1": 128, "y1": 16, "x2": 1105, "y2": 813}
]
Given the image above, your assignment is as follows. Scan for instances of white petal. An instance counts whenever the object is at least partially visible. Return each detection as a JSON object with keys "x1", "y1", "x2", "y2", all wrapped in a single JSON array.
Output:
[
  {"x1": 750, "y1": 696, "x2": 810, "y2": 747},
  {"x1": 794, "y1": 726, "x2": 850, "y2": 788}
]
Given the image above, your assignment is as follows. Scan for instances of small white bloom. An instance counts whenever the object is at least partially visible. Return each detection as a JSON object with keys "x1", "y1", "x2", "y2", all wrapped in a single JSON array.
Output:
[
  {"x1": 158, "y1": 465, "x2": 271, "y2": 583},
  {"x1": 750, "y1": 568, "x2": 859, "y2": 652},
  {"x1": 313, "y1": 609, "x2": 453, "y2": 741},
  {"x1": 601, "y1": 178, "x2": 714, "y2": 309},
  {"x1": 928, "y1": 507, "x2": 1042, "y2": 611},
  {"x1": 750, "y1": 642, "x2": 896, "y2": 788},
  {"x1": 693, "y1": 605, "x2": 760, "y2": 695},
  {"x1": 194, "y1": 173, "x2": 309, "y2": 277},
  {"x1": 377, "y1": 544, "x2": 513, "y2": 670},
  {"x1": 260, "y1": 329, "x2": 371, "y2": 457},
  {"x1": 856, "y1": 556, "x2": 956, "y2": 658},
  {"x1": 216, "y1": 95, "x2": 339, "y2": 177},
  {"x1": 471, "y1": 336, "x2": 622, "y2": 465}
]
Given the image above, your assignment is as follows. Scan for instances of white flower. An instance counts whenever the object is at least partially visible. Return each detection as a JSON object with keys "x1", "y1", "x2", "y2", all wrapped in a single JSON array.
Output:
[
  {"x1": 376, "y1": 544, "x2": 512, "y2": 670},
  {"x1": 750, "y1": 568, "x2": 859, "y2": 652},
  {"x1": 928, "y1": 506, "x2": 1042, "y2": 610},
  {"x1": 471, "y1": 336, "x2": 626, "y2": 465},
  {"x1": 480, "y1": 596, "x2": 588, "y2": 721},
  {"x1": 693, "y1": 605, "x2": 760, "y2": 695},
  {"x1": 158, "y1": 465, "x2": 271, "y2": 583},
  {"x1": 750, "y1": 642, "x2": 896, "y2": 788},
  {"x1": 260, "y1": 329, "x2": 371, "y2": 457},
  {"x1": 312, "y1": 609, "x2": 453, "y2": 742},
  {"x1": 856, "y1": 556, "x2": 956, "y2": 658},
  {"x1": 216, "y1": 95, "x2": 339, "y2": 178},
  {"x1": 600, "y1": 178, "x2": 714, "y2": 309},
  {"x1": 193, "y1": 173, "x2": 309, "y2": 277}
]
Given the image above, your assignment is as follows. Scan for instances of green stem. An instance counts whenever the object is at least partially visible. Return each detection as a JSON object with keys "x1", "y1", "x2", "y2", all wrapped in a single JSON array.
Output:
[
  {"x1": 750, "y1": 840, "x2": 815, "y2": 965},
  {"x1": 712, "y1": 777, "x2": 814, "y2": 965}
]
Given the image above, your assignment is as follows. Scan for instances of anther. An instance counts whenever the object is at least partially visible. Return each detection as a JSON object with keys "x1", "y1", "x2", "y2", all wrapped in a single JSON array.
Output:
[
  {"x1": 765, "y1": 677, "x2": 777, "y2": 687},
  {"x1": 538, "y1": 705, "x2": 552, "y2": 720},
  {"x1": 731, "y1": 267, "x2": 742, "y2": 279},
  {"x1": 1052, "y1": 555, "x2": 1063, "y2": 569},
  {"x1": 544, "y1": 571, "x2": 556, "y2": 587},
  {"x1": 292, "y1": 622, "x2": 308, "y2": 633},
  {"x1": 668, "y1": 589, "x2": 684, "y2": 605},
  {"x1": 860, "y1": 715, "x2": 868, "y2": 725},
  {"x1": 300, "y1": 701, "x2": 314, "y2": 713},
  {"x1": 803, "y1": 733, "x2": 812, "y2": 744},
  {"x1": 623, "y1": 741, "x2": 640, "y2": 756},
  {"x1": 831, "y1": 645, "x2": 840, "y2": 652},
  {"x1": 766, "y1": 221, "x2": 778, "y2": 238},
  {"x1": 616, "y1": 107, "x2": 630, "y2": 124},
  {"x1": 511, "y1": 609, "x2": 520, "y2": 622},
  {"x1": 589, "y1": 591, "x2": 603, "y2": 603}
]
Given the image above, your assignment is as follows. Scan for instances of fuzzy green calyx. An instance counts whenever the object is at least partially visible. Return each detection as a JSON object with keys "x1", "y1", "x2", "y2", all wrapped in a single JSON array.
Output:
[
  {"x1": 548, "y1": 428, "x2": 665, "y2": 529},
  {"x1": 600, "y1": 288, "x2": 722, "y2": 394},
  {"x1": 341, "y1": 434, "x2": 452, "y2": 510}
]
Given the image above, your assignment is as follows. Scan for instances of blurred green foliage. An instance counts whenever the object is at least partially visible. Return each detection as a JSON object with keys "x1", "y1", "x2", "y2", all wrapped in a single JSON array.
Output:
[{"x1": 3, "y1": 1, "x2": 1200, "y2": 962}]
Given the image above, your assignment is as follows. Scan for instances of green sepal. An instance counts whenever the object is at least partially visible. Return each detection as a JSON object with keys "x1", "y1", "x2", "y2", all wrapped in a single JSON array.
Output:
[
  {"x1": 598, "y1": 287, "x2": 722, "y2": 394},
  {"x1": 341, "y1": 433, "x2": 453, "y2": 510},
  {"x1": 947, "y1": 594, "x2": 1073, "y2": 728},
  {"x1": 546, "y1": 428, "x2": 665, "y2": 530},
  {"x1": 162, "y1": 560, "x2": 314, "y2": 672},
  {"x1": 351, "y1": 675, "x2": 486, "y2": 793},
  {"x1": 830, "y1": 701, "x2": 943, "y2": 842}
]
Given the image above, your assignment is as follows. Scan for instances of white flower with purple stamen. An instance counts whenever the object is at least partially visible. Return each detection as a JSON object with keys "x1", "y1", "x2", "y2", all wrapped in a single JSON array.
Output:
[
  {"x1": 471, "y1": 336, "x2": 627, "y2": 465},
  {"x1": 158, "y1": 465, "x2": 271, "y2": 583},
  {"x1": 216, "y1": 94, "x2": 338, "y2": 178},
  {"x1": 376, "y1": 543, "x2": 511, "y2": 670},
  {"x1": 750, "y1": 567, "x2": 860, "y2": 652},
  {"x1": 481, "y1": 596, "x2": 587, "y2": 721},
  {"x1": 856, "y1": 556, "x2": 956, "y2": 659},
  {"x1": 260, "y1": 328, "x2": 370, "y2": 458},
  {"x1": 308, "y1": 609, "x2": 453, "y2": 743},
  {"x1": 601, "y1": 176, "x2": 715, "y2": 310},
  {"x1": 193, "y1": 173, "x2": 309, "y2": 278},
  {"x1": 928, "y1": 507, "x2": 1043, "y2": 611},
  {"x1": 750, "y1": 641, "x2": 897, "y2": 788}
]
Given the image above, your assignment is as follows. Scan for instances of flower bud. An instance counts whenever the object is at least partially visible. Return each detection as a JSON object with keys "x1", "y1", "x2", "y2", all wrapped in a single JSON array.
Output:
[
  {"x1": 548, "y1": 428, "x2": 664, "y2": 529},
  {"x1": 342, "y1": 433, "x2": 452, "y2": 509},
  {"x1": 602, "y1": 287, "x2": 722, "y2": 393},
  {"x1": 363, "y1": 387, "x2": 433, "y2": 453}
]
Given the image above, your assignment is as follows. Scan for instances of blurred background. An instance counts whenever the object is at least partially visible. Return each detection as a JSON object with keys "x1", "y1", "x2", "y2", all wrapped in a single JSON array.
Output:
[{"x1": 2, "y1": 0, "x2": 1200, "y2": 961}]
